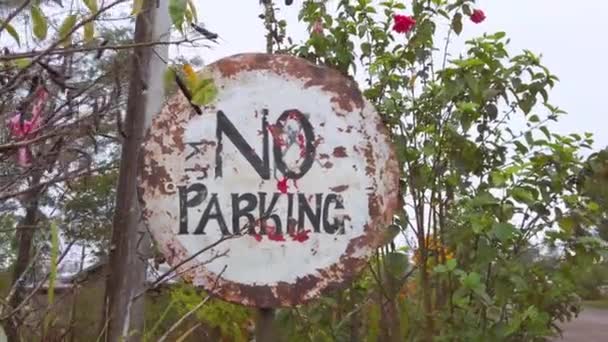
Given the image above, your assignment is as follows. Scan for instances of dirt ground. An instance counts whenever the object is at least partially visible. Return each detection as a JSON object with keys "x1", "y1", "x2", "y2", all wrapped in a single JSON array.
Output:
[{"x1": 552, "y1": 307, "x2": 608, "y2": 342}]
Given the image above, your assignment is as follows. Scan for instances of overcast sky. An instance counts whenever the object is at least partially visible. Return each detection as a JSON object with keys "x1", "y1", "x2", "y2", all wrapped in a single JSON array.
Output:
[{"x1": 193, "y1": 0, "x2": 608, "y2": 150}]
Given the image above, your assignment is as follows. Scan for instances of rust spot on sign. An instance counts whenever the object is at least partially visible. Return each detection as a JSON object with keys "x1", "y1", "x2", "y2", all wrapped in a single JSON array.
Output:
[
  {"x1": 332, "y1": 146, "x2": 348, "y2": 158},
  {"x1": 214, "y1": 54, "x2": 364, "y2": 113}
]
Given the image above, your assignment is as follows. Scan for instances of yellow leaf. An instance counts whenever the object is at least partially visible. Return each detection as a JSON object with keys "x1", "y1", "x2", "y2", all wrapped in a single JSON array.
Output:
[
  {"x1": 31, "y1": 5, "x2": 47, "y2": 40},
  {"x1": 84, "y1": 21, "x2": 95, "y2": 43},
  {"x1": 14, "y1": 58, "x2": 31, "y2": 69},
  {"x1": 187, "y1": 0, "x2": 198, "y2": 23},
  {"x1": 182, "y1": 64, "x2": 198, "y2": 88},
  {"x1": 83, "y1": 0, "x2": 98, "y2": 13},
  {"x1": 58, "y1": 14, "x2": 78, "y2": 47},
  {"x1": 0, "y1": 20, "x2": 20, "y2": 46},
  {"x1": 132, "y1": 0, "x2": 144, "y2": 16}
]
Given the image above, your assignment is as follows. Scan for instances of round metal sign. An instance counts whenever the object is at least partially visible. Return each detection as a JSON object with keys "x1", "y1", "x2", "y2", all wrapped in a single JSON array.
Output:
[{"x1": 138, "y1": 53, "x2": 399, "y2": 307}]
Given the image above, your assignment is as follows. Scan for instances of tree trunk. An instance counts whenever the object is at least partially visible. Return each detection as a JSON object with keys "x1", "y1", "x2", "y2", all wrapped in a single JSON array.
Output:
[
  {"x1": 100, "y1": 1, "x2": 169, "y2": 341},
  {"x1": 2, "y1": 174, "x2": 42, "y2": 342}
]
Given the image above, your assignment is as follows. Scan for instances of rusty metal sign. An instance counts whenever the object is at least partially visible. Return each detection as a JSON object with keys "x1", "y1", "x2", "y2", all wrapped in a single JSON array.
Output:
[{"x1": 138, "y1": 53, "x2": 399, "y2": 307}]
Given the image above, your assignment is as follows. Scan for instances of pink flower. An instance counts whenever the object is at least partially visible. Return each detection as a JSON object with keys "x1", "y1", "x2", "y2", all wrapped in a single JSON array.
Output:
[
  {"x1": 312, "y1": 20, "x2": 323, "y2": 35},
  {"x1": 470, "y1": 9, "x2": 486, "y2": 24},
  {"x1": 392, "y1": 14, "x2": 416, "y2": 34}
]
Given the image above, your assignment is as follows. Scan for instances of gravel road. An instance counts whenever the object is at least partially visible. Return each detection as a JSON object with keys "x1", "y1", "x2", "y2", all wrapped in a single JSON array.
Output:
[{"x1": 552, "y1": 307, "x2": 608, "y2": 342}]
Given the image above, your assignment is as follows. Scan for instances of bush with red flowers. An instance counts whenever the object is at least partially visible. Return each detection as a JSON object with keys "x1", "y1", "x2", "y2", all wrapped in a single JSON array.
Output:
[{"x1": 392, "y1": 14, "x2": 416, "y2": 33}]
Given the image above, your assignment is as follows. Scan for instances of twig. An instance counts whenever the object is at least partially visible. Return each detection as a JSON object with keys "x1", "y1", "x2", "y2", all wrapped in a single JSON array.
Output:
[
  {"x1": 132, "y1": 235, "x2": 235, "y2": 301},
  {"x1": 0, "y1": 0, "x2": 129, "y2": 94},
  {"x1": 1, "y1": 241, "x2": 75, "y2": 320},
  {"x1": 0, "y1": 165, "x2": 117, "y2": 201},
  {"x1": 0, "y1": 37, "x2": 212, "y2": 62},
  {"x1": 0, "y1": 0, "x2": 32, "y2": 37}
]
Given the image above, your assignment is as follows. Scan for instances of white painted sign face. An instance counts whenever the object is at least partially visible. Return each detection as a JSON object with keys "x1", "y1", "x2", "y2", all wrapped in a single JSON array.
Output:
[{"x1": 138, "y1": 53, "x2": 399, "y2": 307}]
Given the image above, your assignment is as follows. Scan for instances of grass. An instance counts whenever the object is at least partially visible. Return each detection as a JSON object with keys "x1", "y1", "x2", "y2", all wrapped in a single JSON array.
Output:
[{"x1": 583, "y1": 299, "x2": 608, "y2": 310}]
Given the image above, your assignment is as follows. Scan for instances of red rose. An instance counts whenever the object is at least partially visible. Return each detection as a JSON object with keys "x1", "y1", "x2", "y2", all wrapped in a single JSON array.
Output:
[
  {"x1": 470, "y1": 9, "x2": 486, "y2": 24},
  {"x1": 392, "y1": 14, "x2": 416, "y2": 34}
]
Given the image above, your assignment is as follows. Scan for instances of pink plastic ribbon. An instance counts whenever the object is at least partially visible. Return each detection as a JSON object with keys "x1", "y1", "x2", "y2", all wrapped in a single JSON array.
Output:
[{"x1": 6, "y1": 87, "x2": 48, "y2": 167}]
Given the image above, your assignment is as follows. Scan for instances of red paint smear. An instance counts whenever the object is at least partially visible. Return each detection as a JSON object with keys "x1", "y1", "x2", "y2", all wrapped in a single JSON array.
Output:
[
  {"x1": 277, "y1": 177, "x2": 289, "y2": 193},
  {"x1": 264, "y1": 225, "x2": 286, "y2": 242},
  {"x1": 291, "y1": 230, "x2": 311, "y2": 243},
  {"x1": 253, "y1": 234, "x2": 262, "y2": 242},
  {"x1": 266, "y1": 225, "x2": 276, "y2": 235},
  {"x1": 268, "y1": 233, "x2": 285, "y2": 242}
]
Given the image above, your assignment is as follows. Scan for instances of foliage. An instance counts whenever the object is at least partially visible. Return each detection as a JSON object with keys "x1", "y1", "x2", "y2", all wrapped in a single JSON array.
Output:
[
  {"x1": 61, "y1": 172, "x2": 118, "y2": 255},
  {"x1": 169, "y1": 284, "x2": 253, "y2": 342},
  {"x1": 272, "y1": 0, "x2": 608, "y2": 340}
]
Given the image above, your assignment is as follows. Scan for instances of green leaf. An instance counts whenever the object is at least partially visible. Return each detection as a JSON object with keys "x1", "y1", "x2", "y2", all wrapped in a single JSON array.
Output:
[
  {"x1": 470, "y1": 192, "x2": 498, "y2": 207},
  {"x1": 558, "y1": 216, "x2": 576, "y2": 235},
  {"x1": 169, "y1": 0, "x2": 188, "y2": 31},
  {"x1": 587, "y1": 201, "x2": 600, "y2": 212},
  {"x1": 385, "y1": 252, "x2": 409, "y2": 279},
  {"x1": 434, "y1": 264, "x2": 448, "y2": 273},
  {"x1": 164, "y1": 67, "x2": 177, "y2": 93},
  {"x1": 0, "y1": 21, "x2": 21, "y2": 46},
  {"x1": 84, "y1": 21, "x2": 95, "y2": 43},
  {"x1": 422, "y1": 141, "x2": 434, "y2": 156},
  {"x1": 511, "y1": 186, "x2": 536, "y2": 204},
  {"x1": 490, "y1": 171, "x2": 507, "y2": 187},
  {"x1": 462, "y1": 272, "x2": 482, "y2": 290},
  {"x1": 451, "y1": 13, "x2": 463, "y2": 35},
  {"x1": 524, "y1": 131, "x2": 534, "y2": 146},
  {"x1": 48, "y1": 222, "x2": 59, "y2": 306},
  {"x1": 519, "y1": 94, "x2": 535, "y2": 114},
  {"x1": 83, "y1": 0, "x2": 98, "y2": 13},
  {"x1": 191, "y1": 77, "x2": 212, "y2": 94},
  {"x1": 361, "y1": 42, "x2": 371, "y2": 57},
  {"x1": 14, "y1": 58, "x2": 31, "y2": 69},
  {"x1": 191, "y1": 80, "x2": 218, "y2": 106},
  {"x1": 528, "y1": 114, "x2": 540, "y2": 123},
  {"x1": 446, "y1": 258, "x2": 457, "y2": 271},
  {"x1": 491, "y1": 222, "x2": 518, "y2": 242},
  {"x1": 31, "y1": 5, "x2": 47, "y2": 40},
  {"x1": 58, "y1": 14, "x2": 78, "y2": 47},
  {"x1": 539, "y1": 126, "x2": 551, "y2": 140},
  {"x1": 513, "y1": 140, "x2": 528, "y2": 154}
]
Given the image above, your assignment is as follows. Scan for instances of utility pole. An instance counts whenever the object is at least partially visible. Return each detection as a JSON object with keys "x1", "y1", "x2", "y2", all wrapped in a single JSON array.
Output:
[{"x1": 101, "y1": 1, "x2": 170, "y2": 341}]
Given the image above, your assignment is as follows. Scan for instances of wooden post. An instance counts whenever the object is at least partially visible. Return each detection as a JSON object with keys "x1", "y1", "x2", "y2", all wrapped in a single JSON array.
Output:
[
  {"x1": 255, "y1": 308, "x2": 278, "y2": 342},
  {"x1": 101, "y1": 1, "x2": 170, "y2": 341}
]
